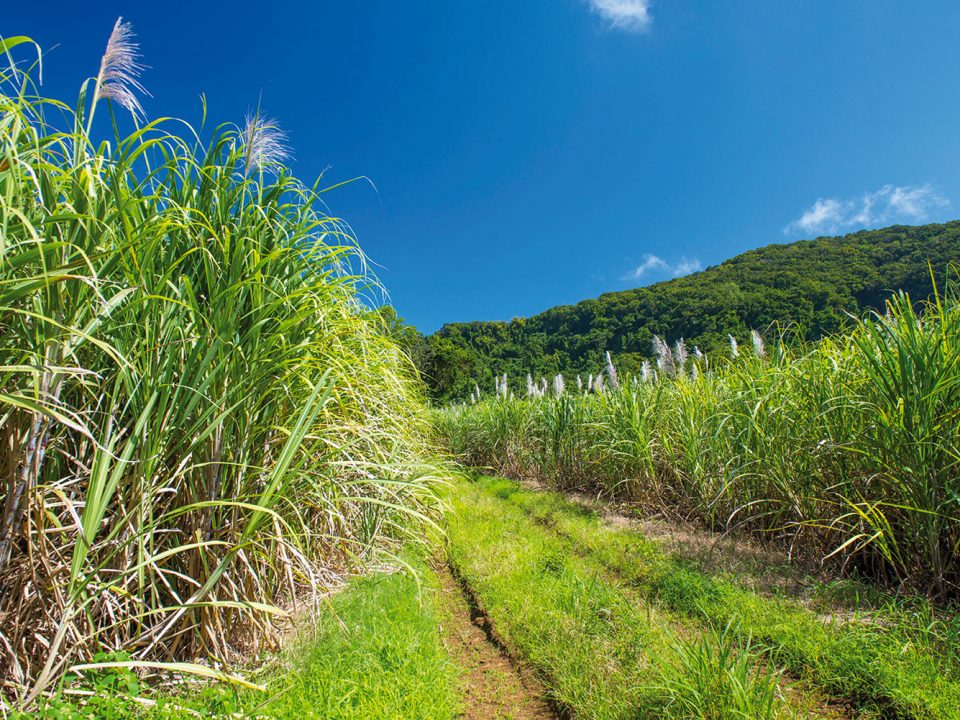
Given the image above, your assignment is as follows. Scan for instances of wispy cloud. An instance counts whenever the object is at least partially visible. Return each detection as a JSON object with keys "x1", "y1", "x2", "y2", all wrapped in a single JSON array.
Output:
[
  {"x1": 672, "y1": 257, "x2": 703, "y2": 276},
  {"x1": 624, "y1": 254, "x2": 702, "y2": 281},
  {"x1": 784, "y1": 184, "x2": 949, "y2": 236},
  {"x1": 587, "y1": 0, "x2": 653, "y2": 32}
]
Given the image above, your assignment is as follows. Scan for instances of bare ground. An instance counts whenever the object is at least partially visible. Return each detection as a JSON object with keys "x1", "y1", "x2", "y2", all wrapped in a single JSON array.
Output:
[{"x1": 434, "y1": 561, "x2": 558, "y2": 720}]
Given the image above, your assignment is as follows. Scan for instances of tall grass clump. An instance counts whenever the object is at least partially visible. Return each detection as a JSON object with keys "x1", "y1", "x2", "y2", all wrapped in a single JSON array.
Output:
[
  {"x1": 0, "y1": 29, "x2": 442, "y2": 706},
  {"x1": 659, "y1": 621, "x2": 780, "y2": 720},
  {"x1": 436, "y1": 282, "x2": 960, "y2": 598}
]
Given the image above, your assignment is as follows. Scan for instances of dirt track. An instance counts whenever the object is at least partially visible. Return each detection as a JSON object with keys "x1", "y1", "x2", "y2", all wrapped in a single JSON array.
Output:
[{"x1": 435, "y1": 562, "x2": 558, "y2": 720}]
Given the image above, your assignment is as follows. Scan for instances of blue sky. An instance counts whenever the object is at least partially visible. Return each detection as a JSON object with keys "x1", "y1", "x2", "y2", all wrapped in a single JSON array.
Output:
[{"x1": 8, "y1": 1, "x2": 960, "y2": 331}]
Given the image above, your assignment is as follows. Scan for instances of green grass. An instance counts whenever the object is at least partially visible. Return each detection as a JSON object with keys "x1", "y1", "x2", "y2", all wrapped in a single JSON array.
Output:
[
  {"x1": 477, "y1": 475, "x2": 960, "y2": 720},
  {"x1": 29, "y1": 553, "x2": 461, "y2": 719},
  {"x1": 446, "y1": 479, "x2": 812, "y2": 720},
  {"x1": 659, "y1": 620, "x2": 781, "y2": 720},
  {"x1": 248, "y1": 563, "x2": 461, "y2": 719}
]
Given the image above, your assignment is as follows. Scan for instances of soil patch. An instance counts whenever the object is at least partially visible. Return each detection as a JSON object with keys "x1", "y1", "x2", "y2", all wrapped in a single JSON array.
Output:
[{"x1": 435, "y1": 561, "x2": 558, "y2": 720}]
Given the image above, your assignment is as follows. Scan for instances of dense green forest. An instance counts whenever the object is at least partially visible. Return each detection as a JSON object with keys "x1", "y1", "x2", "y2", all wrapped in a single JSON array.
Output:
[{"x1": 394, "y1": 222, "x2": 960, "y2": 401}]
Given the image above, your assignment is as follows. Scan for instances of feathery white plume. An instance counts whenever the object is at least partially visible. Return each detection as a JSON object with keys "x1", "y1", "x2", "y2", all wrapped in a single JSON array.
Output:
[
  {"x1": 674, "y1": 339, "x2": 688, "y2": 376},
  {"x1": 653, "y1": 335, "x2": 676, "y2": 377},
  {"x1": 751, "y1": 330, "x2": 766, "y2": 359},
  {"x1": 244, "y1": 112, "x2": 291, "y2": 175},
  {"x1": 553, "y1": 374, "x2": 566, "y2": 396},
  {"x1": 693, "y1": 346, "x2": 707, "y2": 371},
  {"x1": 605, "y1": 351, "x2": 620, "y2": 389},
  {"x1": 95, "y1": 18, "x2": 149, "y2": 119},
  {"x1": 729, "y1": 334, "x2": 739, "y2": 358},
  {"x1": 576, "y1": 375, "x2": 583, "y2": 393}
]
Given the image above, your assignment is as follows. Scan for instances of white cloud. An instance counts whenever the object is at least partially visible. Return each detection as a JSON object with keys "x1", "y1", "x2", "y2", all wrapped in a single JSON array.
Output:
[
  {"x1": 625, "y1": 253, "x2": 667, "y2": 278},
  {"x1": 587, "y1": 0, "x2": 653, "y2": 32},
  {"x1": 624, "y1": 254, "x2": 701, "y2": 281},
  {"x1": 785, "y1": 184, "x2": 949, "y2": 236},
  {"x1": 672, "y1": 257, "x2": 703, "y2": 276}
]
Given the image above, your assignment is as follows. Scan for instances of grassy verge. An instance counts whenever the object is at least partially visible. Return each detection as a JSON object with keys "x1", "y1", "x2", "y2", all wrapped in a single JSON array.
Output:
[
  {"x1": 475, "y1": 475, "x2": 960, "y2": 720},
  {"x1": 446, "y1": 478, "x2": 828, "y2": 720},
  {"x1": 29, "y1": 554, "x2": 461, "y2": 720}
]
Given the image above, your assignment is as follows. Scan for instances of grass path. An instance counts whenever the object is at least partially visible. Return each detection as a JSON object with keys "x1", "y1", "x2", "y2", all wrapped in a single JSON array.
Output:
[
  {"x1": 446, "y1": 478, "x2": 845, "y2": 719},
  {"x1": 464, "y1": 474, "x2": 960, "y2": 720},
  {"x1": 30, "y1": 555, "x2": 464, "y2": 719}
]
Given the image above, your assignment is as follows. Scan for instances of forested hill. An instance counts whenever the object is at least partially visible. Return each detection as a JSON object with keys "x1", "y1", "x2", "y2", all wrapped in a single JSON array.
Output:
[{"x1": 405, "y1": 222, "x2": 960, "y2": 401}]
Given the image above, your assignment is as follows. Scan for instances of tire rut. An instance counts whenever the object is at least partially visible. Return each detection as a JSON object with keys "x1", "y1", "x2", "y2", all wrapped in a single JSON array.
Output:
[{"x1": 434, "y1": 559, "x2": 561, "y2": 720}]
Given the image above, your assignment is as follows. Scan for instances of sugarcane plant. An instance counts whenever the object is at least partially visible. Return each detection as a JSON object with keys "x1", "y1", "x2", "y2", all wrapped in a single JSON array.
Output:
[{"x1": 0, "y1": 23, "x2": 442, "y2": 707}]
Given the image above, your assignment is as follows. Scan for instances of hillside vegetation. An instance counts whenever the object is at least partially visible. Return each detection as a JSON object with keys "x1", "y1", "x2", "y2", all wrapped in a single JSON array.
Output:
[{"x1": 415, "y1": 222, "x2": 960, "y2": 400}]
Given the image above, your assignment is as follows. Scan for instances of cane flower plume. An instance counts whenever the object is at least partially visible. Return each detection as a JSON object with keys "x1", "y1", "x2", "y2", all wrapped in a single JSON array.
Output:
[
  {"x1": 94, "y1": 18, "x2": 149, "y2": 119},
  {"x1": 244, "y1": 112, "x2": 292, "y2": 175},
  {"x1": 653, "y1": 335, "x2": 676, "y2": 377},
  {"x1": 641, "y1": 360, "x2": 652, "y2": 383},
  {"x1": 673, "y1": 339, "x2": 688, "y2": 376},
  {"x1": 553, "y1": 373, "x2": 566, "y2": 396},
  {"x1": 605, "y1": 351, "x2": 620, "y2": 389}
]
